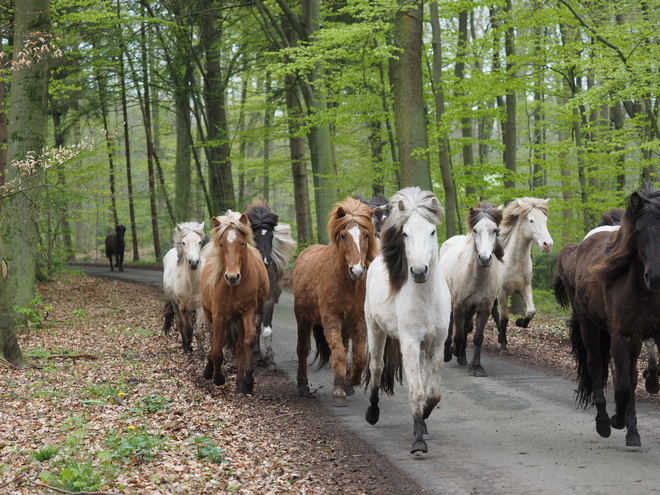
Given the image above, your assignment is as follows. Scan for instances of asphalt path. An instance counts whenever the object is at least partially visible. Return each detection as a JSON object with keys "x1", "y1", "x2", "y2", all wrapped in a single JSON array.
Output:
[{"x1": 76, "y1": 265, "x2": 660, "y2": 495}]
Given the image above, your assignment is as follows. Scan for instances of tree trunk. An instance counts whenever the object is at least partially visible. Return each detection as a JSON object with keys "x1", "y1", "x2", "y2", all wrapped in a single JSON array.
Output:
[
  {"x1": 455, "y1": 9, "x2": 474, "y2": 196},
  {"x1": 0, "y1": 0, "x2": 51, "y2": 365},
  {"x1": 503, "y1": 0, "x2": 517, "y2": 190},
  {"x1": 430, "y1": 1, "x2": 457, "y2": 237},
  {"x1": 263, "y1": 74, "x2": 271, "y2": 202},
  {"x1": 389, "y1": 2, "x2": 431, "y2": 190}
]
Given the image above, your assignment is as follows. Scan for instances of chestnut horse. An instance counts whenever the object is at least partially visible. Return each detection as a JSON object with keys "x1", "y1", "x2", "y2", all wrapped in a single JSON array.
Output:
[
  {"x1": 293, "y1": 197, "x2": 378, "y2": 406},
  {"x1": 558, "y1": 184, "x2": 660, "y2": 446},
  {"x1": 200, "y1": 211, "x2": 269, "y2": 393}
]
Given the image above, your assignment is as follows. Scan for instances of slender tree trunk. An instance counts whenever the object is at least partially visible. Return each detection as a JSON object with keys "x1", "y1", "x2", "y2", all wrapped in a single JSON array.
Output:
[
  {"x1": 95, "y1": 65, "x2": 119, "y2": 228},
  {"x1": 611, "y1": 101, "x2": 626, "y2": 191},
  {"x1": 0, "y1": 39, "x2": 6, "y2": 189},
  {"x1": 52, "y1": 110, "x2": 74, "y2": 261},
  {"x1": 503, "y1": 0, "x2": 517, "y2": 190},
  {"x1": 430, "y1": 1, "x2": 457, "y2": 237},
  {"x1": 455, "y1": 9, "x2": 475, "y2": 196},
  {"x1": 389, "y1": 2, "x2": 431, "y2": 190},
  {"x1": 0, "y1": 0, "x2": 51, "y2": 365},
  {"x1": 263, "y1": 74, "x2": 271, "y2": 202}
]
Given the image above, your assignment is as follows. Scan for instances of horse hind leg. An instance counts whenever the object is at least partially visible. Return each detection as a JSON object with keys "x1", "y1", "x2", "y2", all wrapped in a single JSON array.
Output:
[
  {"x1": 514, "y1": 285, "x2": 535, "y2": 328},
  {"x1": 469, "y1": 310, "x2": 490, "y2": 377},
  {"x1": 326, "y1": 325, "x2": 350, "y2": 407},
  {"x1": 365, "y1": 327, "x2": 387, "y2": 425},
  {"x1": 643, "y1": 340, "x2": 659, "y2": 394},
  {"x1": 411, "y1": 412, "x2": 428, "y2": 454},
  {"x1": 260, "y1": 298, "x2": 277, "y2": 371},
  {"x1": 296, "y1": 319, "x2": 314, "y2": 397}
]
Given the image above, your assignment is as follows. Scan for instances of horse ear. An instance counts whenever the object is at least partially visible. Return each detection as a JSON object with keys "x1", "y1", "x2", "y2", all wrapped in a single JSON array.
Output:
[
  {"x1": 239, "y1": 213, "x2": 250, "y2": 226},
  {"x1": 398, "y1": 200, "x2": 405, "y2": 212},
  {"x1": 199, "y1": 222, "x2": 205, "y2": 232},
  {"x1": 336, "y1": 207, "x2": 346, "y2": 218},
  {"x1": 211, "y1": 217, "x2": 221, "y2": 228}
]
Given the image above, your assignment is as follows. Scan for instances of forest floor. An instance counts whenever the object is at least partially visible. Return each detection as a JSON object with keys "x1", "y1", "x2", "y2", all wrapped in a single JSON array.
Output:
[{"x1": 1, "y1": 270, "x2": 659, "y2": 494}]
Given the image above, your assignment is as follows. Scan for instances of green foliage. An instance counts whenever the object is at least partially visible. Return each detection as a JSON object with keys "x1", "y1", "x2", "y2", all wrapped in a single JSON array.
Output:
[
  {"x1": 72, "y1": 309, "x2": 87, "y2": 319},
  {"x1": 31, "y1": 445, "x2": 59, "y2": 462},
  {"x1": 39, "y1": 459, "x2": 103, "y2": 492},
  {"x1": 187, "y1": 435, "x2": 227, "y2": 464},
  {"x1": 130, "y1": 394, "x2": 170, "y2": 415},
  {"x1": 105, "y1": 427, "x2": 166, "y2": 464},
  {"x1": 13, "y1": 293, "x2": 54, "y2": 329}
]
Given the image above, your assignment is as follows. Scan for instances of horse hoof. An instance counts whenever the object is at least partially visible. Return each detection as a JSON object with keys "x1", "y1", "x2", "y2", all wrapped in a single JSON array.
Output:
[
  {"x1": 499, "y1": 348, "x2": 509, "y2": 356},
  {"x1": 471, "y1": 367, "x2": 487, "y2": 377},
  {"x1": 332, "y1": 396, "x2": 348, "y2": 407},
  {"x1": 365, "y1": 406, "x2": 380, "y2": 425},
  {"x1": 644, "y1": 373, "x2": 659, "y2": 394},
  {"x1": 298, "y1": 386, "x2": 312, "y2": 398},
  {"x1": 237, "y1": 383, "x2": 254, "y2": 395},
  {"x1": 213, "y1": 374, "x2": 226, "y2": 386},
  {"x1": 344, "y1": 384, "x2": 355, "y2": 396},
  {"x1": 515, "y1": 318, "x2": 528, "y2": 328},
  {"x1": 411, "y1": 439, "x2": 428, "y2": 454},
  {"x1": 596, "y1": 420, "x2": 611, "y2": 438},
  {"x1": 443, "y1": 351, "x2": 452, "y2": 363},
  {"x1": 457, "y1": 356, "x2": 468, "y2": 366},
  {"x1": 203, "y1": 363, "x2": 213, "y2": 380},
  {"x1": 626, "y1": 432, "x2": 642, "y2": 447}
]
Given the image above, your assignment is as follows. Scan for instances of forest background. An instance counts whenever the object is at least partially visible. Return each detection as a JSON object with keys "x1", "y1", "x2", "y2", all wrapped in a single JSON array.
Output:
[{"x1": 1, "y1": 0, "x2": 659, "y2": 364}]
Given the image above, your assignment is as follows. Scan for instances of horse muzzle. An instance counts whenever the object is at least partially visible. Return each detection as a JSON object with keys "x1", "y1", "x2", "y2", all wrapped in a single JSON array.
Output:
[
  {"x1": 224, "y1": 273, "x2": 241, "y2": 286},
  {"x1": 644, "y1": 270, "x2": 660, "y2": 291},
  {"x1": 478, "y1": 254, "x2": 492, "y2": 267},
  {"x1": 188, "y1": 260, "x2": 199, "y2": 270},
  {"x1": 349, "y1": 264, "x2": 366, "y2": 281},
  {"x1": 411, "y1": 266, "x2": 429, "y2": 283}
]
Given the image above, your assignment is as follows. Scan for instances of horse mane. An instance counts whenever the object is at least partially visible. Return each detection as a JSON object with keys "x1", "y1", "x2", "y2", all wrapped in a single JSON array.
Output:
[
  {"x1": 272, "y1": 223, "x2": 297, "y2": 278},
  {"x1": 468, "y1": 201, "x2": 504, "y2": 262},
  {"x1": 380, "y1": 187, "x2": 443, "y2": 293},
  {"x1": 173, "y1": 221, "x2": 205, "y2": 262},
  {"x1": 598, "y1": 207, "x2": 625, "y2": 227},
  {"x1": 594, "y1": 183, "x2": 660, "y2": 282},
  {"x1": 499, "y1": 197, "x2": 549, "y2": 248},
  {"x1": 202, "y1": 210, "x2": 257, "y2": 288},
  {"x1": 328, "y1": 197, "x2": 379, "y2": 264},
  {"x1": 246, "y1": 200, "x2": 279, "y2": 232}
]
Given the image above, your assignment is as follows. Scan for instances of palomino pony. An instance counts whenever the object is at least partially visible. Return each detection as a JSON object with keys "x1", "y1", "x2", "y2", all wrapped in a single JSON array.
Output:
[
  {"x1": 162, "y1": 222, "x2": 206, "y2": 353},
  {"x1": 245, "y1": 202, "x2": 297, "y2": 370},
  {"x1": 200, "y1": 211, "x2": 269, "y2": 393},
  {"x1": 105, "y1": 225, "x2": 126, "y2": 271},
  {"x1": 440, "y1": 201, "x2": 504, "y2": 377},
  {"x1": 364, "y1": 187, "x2": 451, "y2": 454},
  {"x1": 493, "y1": 198, "x2": 553, "y2": 354},
  {"x1": 562, "y1": 184, "x2": 660, "y2": 446},
  {"x1": 293, "y1": 197, "x2": 379, "y2": 406}
]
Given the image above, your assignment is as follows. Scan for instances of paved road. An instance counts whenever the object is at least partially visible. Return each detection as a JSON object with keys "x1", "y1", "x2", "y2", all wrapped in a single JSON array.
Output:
[{"x1": 77, "y1": 265, "x2": 660, "y2": 495}]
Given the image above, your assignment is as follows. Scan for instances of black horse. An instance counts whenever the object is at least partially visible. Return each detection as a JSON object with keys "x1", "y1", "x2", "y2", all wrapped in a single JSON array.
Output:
[
  {"x1": 105, "y1": 225, "x2": 126, "y2": 271},
  {"x1": 355, "y1": 194, "x2": 390, "y2": 236}
]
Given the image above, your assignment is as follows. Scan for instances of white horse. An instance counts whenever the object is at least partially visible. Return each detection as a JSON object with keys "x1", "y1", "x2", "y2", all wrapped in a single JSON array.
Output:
[
  {"x1": 162, "y1": 221, "x2": 206, "y2": 353},
  {"x1": 440, "y1": 201, "x2": 504, "y2": 377},
  {"x1": 493, "y1": 197, "x2": 553, "y2": 355},
  {"x1": 364, "y1": 187, "x2": 451, "y2": 454}
]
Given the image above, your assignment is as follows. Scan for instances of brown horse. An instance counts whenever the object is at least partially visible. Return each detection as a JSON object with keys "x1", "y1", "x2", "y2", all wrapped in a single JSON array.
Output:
[
  {"x1": 200, "y1": 211, "x2": 269, "y2": 394},
  {"x1": 293, "y1": 197, "x2": 379, "y2": 406},
  {"x1": 556, "y1": 183, "x2": 660, "y2": 446}
]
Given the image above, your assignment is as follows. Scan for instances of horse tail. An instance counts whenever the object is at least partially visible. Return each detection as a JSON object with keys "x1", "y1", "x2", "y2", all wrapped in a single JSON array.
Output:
[
  {"x1": 381, "y1": 336, "x2": 403, "y2": 396},
  {"x1": 553, "y1": 276, "x2": 570, "y2": 310},
  {"x1": 312, "y1": 324, "x2": 331, "y2": 369},
  {"x1": 570, "y1": 314, "x2": 611, "y2": 409},
  {"x1": 162, "y1": 301, "x2": 175, "y2": 336}
]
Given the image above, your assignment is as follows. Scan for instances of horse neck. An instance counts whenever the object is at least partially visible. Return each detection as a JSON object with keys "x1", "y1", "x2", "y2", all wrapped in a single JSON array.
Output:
[{"x1": 502, "y1": 224, "x2": 533, "y2": 260}]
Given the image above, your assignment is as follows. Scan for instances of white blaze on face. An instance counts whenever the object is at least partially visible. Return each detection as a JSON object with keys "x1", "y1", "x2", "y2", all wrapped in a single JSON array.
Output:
[
  {"x1": 261, "y1": 229, "x2": 267, "y2": 236},
  {"x1": 348, "y1": 225, "x2": 364, "y2": 276},
  {"x1": 226, "y1": 229, "x2": 237, "y2": 244}
]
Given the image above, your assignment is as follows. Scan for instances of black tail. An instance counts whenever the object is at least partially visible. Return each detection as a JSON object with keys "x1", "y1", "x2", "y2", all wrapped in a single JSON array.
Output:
[
  {"x1": 570, "y1": 314, "x2": 610, "y2": 409},
  {"x1": 162, "y1": 301, "x2": 175, "y2": 336},
  {"x1": 312, "y1": 324, "x2": 331, "y2": 369},
  {"x1": 553, "y1": 276, "x2": 570, "y2": 310},
  {"x1": 363, "y1": 336, "x2": 403, "y2": 396}
]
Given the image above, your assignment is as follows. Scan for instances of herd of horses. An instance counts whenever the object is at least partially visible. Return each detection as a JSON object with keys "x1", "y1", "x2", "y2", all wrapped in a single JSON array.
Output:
[{"x1": 148, "y1": 183, "x2": 660, "y2": 454}]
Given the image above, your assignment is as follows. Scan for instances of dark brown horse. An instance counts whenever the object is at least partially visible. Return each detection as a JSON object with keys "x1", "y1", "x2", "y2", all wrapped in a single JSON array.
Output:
[
  {"x1": 200, "y1": 211, "x2": 269, "y2": 394},
  {"x1": 557, "y1": 183, "x2": 660, "y2": 446},
  {"x1": 105, "y1": 225, "x2": 126, "y2": 272},
  {"x1": 245, "y1": 201, "x2": 297, "y2": 370},
  {"x1": 293, "y1": 197, "x2": 378, "y2": 406}
]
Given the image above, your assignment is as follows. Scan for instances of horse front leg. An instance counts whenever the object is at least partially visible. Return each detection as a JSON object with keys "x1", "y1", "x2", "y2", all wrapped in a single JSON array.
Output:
[
  {"x1": 451, "y1": 306, "x2": 468, "y2": 366},
  {"x1": 469, "y1": 308, "x2": 490, "y2": 377},
  {"x1": 581, "y1": 323, "x2": 610, "y2": 439},
  {"x1": 400, "y1": 337, "x2": 427, "y2": 454},
  {"x1": 642, "y1": 339, "x2": 660, "y2": 394},
  {"x1": 323, "y1": 318, "x2": 350, "y2": 407},
  {"x1": 422, "y1": 338, "x2": 445, "y2": 420},
  {"x1": 515, "y1": 283, "x2": 535, "y2": 328},
  {"x1": 237, "y1": 312, "x2": 258, "y2": 394},
  {"x1": 365, "y1": 326, "x2": 386, "y2": 426},
  {"x1": 347, "y1": 318, "x2": 367, "y2": 396},
  {"x1": 444, "y1": 311, "x2": 454, "y2": 362},
  {"x1": 259, "y1": 296, "x2": 277, "y2": 370},
  {"x1": 179, "y1": 307, "x2": 194, "y2": 353},
  {"x1": 496, "y1": 292, "x2": 510, "y2": 355},
  {"x1": 205, "y1": 316, "x2": 228, "y2": 386},
  {"x1": 610, "y1": 337, "x2": 641, "y2": 446},
  {"x1": 296, "y1": 318, "x2": 313, "y2": 397}
]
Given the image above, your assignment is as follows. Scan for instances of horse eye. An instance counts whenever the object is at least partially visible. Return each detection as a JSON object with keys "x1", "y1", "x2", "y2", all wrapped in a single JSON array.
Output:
[
  {"x1": 495, "y1": 228, "x2": 500, "y2": 235},
  {"x1": 529, "y1": 219, "x2": 535, "y2": 223},
  {"x1": 431, "y1": 230, "x2": 436, "y2": 236},
  {"x1": 365, "y1": 233, "x2": 370, "y2": 239},
  {"x1": 241, "y1": 242, "x2": 245, "y2": 247},
  {"x1": 403, "y1": 232, "x2": 408, "y2": 238},
  {"x1": 182, "y1": 241, "x2": 186, "y2": 245},
  {"x1": 341, "y1": 233, "x2": 346, "y2": 240}
]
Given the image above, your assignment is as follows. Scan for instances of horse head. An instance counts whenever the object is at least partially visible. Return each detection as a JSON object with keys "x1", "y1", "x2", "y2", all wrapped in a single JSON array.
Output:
[
  {"x1": 330, "y1": 198, "x2": 378, "y2": 282},
  {"x1": 514, "y1": 198, "x2": 553, "y2": 253},
  {"x1": 211, "y1": 212, "x2": 253, "y2": 286},
  {"x1": 116, "y1": 224, "x2": 126, "y2": 241},
  {"x1": 246, "y1": 203, "x2": 278, "y2": 267},
  {"x1": 468, "y1": 201, "x2": 503, "y2": 268},
  {"x1": 629, "y1": 185, "x2": 660, "y2": 291},
  {"x1": 175, "y1": 222, "x2": 205, "y2": 270}
]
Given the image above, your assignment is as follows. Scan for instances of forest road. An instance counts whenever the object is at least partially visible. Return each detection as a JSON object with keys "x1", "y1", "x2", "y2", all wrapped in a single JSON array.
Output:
[{"x1": 76, "y1": 265, "x2": 660, "y2": 495}]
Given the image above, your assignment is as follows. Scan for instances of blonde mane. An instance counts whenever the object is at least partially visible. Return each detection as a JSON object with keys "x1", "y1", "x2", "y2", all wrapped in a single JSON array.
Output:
[
  {"x1": 499, "y1": 197, "x2": 549, "y2": 248},
  {"x1": 202, "y1": 210, "x2": 258, "y2": 288}
]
